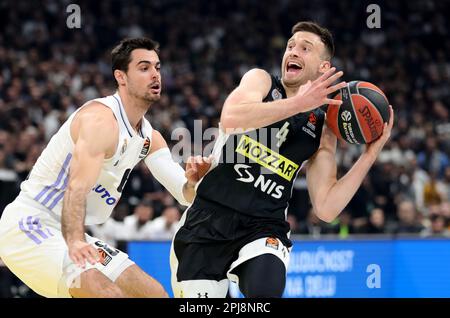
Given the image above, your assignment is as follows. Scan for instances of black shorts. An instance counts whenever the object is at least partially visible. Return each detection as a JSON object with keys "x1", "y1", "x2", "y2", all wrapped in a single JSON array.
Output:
[{"x1": 173, "y1": 196, "x2": 292, "y2": 282}]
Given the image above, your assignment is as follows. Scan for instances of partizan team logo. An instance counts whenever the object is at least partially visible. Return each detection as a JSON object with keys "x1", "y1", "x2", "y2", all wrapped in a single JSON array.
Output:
[
  {"x1": 271, "y1": 88, "x2": 282, "y2": 100},
  {"x1": 139, "y1": 137, "x2": 151, "y2": 159}
]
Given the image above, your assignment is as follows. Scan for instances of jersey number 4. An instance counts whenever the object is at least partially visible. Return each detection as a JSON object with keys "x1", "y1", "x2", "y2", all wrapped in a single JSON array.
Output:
[{"x1": 276, "y1": 122, "x2": 290, "y2": 147}]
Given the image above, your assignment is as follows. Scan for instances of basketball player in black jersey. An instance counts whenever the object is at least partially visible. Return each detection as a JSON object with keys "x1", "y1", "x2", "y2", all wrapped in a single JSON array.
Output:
[{"x1": 170, "y1": 21, "x2": 394, "y2": 298}]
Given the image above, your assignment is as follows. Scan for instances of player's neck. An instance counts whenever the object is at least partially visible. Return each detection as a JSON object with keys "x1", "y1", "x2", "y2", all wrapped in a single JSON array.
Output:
[
  {"x1": 118, "y1": 91, "x2": 149, "y2": 133},
  {"x1": 282, "y1": 83, "x2": 299, "y2": 98}
]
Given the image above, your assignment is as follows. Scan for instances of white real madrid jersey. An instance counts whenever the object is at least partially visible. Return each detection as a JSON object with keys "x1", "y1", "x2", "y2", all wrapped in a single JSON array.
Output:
[{"x1": 20, "y1": 92, "x2": 153, "y2": 225}]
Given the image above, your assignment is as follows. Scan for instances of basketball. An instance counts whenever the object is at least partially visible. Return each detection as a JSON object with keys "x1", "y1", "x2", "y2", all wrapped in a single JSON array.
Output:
[{"x1": 326, "y1": 81, "x2": 390, "y2": 144}]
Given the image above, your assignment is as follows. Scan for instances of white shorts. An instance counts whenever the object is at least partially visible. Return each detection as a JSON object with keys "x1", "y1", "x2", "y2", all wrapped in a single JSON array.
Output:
[{"x1": 0, "y1": 196, "x2": 134, "y2": 298}]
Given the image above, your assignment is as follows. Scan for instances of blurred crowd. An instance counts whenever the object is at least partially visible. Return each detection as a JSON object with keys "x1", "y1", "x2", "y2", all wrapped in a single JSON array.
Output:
[{"x1": 0, "y1": 0, "x2": 449, "y2": 245}]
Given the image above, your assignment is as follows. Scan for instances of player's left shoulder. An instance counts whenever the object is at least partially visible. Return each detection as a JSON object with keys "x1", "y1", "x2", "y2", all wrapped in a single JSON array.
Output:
[{"x1": 149, "y1": 129, "x2": 168, "y2": 154}]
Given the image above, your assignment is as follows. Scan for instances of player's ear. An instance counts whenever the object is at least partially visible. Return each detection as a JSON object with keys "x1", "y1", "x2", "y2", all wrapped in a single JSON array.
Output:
[
  {"x1": 114, "y1": 70, "x2": 127, "y2": 86},
  {"x1": 318, "y1": 60, "x2": 331, "y2": 74}
]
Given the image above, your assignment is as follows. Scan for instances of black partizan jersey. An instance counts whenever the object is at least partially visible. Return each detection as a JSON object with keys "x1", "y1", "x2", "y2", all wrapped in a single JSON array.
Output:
[{"x1": 195, "y1": 74, "x2": 325, "y2": 221}]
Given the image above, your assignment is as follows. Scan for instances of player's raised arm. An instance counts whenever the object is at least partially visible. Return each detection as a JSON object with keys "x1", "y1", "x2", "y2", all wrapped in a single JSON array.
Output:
[
  {"x1": 62, "y1": 103, "x2": 118, "y2": 268},
  {"x1": 306, "y1": 106, "x2": 394, "y2": 222},
  {"x1": 220, "y1": 67, "x2": 345, "y2": 132},
  {"x1": 144, "y1": 130, "x2": 211, "y2": 206}
]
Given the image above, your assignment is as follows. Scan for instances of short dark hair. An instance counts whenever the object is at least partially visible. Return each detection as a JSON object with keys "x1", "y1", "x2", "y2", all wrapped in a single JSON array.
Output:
[
  {"x1": 111, "y1": 37, "x2": 160, "y2": 78},
  {"x1": 291, "y1": 21, "x2": 334, "y2": 60}
]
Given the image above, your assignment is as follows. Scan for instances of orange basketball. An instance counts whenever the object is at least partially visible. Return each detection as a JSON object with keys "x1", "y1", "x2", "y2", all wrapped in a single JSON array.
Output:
[{"x1": 326, "y1": 81, "x2": 390, "y2": 144}]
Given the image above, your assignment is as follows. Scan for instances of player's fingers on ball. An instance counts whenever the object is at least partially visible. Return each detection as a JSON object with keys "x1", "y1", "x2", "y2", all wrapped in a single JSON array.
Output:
[
  {"x1": 382, "y1": 123, "x2": 391, "y2": 140},
  {"x1": 326, "y1": 81, "x2": 346, "y2": 94},
  {"x1": 323, "y1": 71, "x2": 344, "y2": 87},
  {"x1": 325, "y1": 98, "x2": 342, "y2": 105},
  {"x1": 388, "y1": 105, "x2": 394, "y2": 127}
]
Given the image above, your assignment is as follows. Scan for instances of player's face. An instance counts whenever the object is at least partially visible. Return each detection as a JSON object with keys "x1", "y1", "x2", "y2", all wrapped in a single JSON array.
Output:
[
  {"x1": 281, "y1": 31, "x2": 328, "y2": 87},
  {"x1": 126, "y1": 49, "x2": 162, "y2": 103}
]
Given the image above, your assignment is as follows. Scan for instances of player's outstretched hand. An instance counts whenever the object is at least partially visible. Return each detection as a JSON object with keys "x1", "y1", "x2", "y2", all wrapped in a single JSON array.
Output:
[
  {"x1": 68, "y1": 240, "x2": 100, "y2": 269},
  {"x1": 185, "y1": 155, "x2": 213, "y2": 186},
  {"x1": 365, "y1": 105, "x2": 394, "y2": 158},
  {"x1": 296, "y1": 67, "x2": 346, "y2": 112}
]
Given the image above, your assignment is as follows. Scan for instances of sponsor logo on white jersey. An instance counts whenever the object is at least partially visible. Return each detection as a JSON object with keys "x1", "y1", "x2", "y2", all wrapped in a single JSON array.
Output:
[{"x1": 92, "y1": 184, "x2": 117, "y2": 205}]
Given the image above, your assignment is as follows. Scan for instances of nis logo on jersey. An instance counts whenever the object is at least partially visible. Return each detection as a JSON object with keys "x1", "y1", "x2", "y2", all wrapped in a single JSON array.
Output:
[
  {"x1": 234, "y1": 164, "x2": 284, "y2": 199},
  {"x1": 235, "y1": 135, "x2": 299, "y2": 181}
]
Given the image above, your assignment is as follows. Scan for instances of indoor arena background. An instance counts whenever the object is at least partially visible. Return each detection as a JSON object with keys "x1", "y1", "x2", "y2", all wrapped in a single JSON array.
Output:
[{"x1": 0, "y1": 0, "x2": 449, "y2": 297}]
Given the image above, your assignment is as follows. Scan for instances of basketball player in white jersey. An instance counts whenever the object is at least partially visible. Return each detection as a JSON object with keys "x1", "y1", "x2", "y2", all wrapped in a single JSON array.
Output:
[{"x1": 0, "y1": 38, "x2": 211, "y2": 298}]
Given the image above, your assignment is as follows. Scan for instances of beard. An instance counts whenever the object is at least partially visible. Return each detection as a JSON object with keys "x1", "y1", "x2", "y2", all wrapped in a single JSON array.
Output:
[
  {"x1": 142, "y1": 91, "x2": 160, "y2": 103},
  {"x1": 128, "y1": 86, "x2": 160, "y2": 104}
]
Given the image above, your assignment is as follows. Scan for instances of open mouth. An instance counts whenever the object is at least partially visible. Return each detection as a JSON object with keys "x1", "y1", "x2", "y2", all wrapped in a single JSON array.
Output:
[
  {"x1": 149, "y1": 82, "x2": 161, "y2": 93},
  {"x1": 286, "y1": 61, "x2": 303, "y2": 75}
]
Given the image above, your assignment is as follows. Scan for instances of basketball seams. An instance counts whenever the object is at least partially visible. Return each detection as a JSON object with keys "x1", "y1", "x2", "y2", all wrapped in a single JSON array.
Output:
[
  {"x1": 357, "y1": 83, "x2": 388, "y2": 102},
  {"x1": 348, "y1": 90, "x2": 367, "y2": 144},
  {"x1": 358, "y1": 88, "x2": 390, "y2": 123},
  {"x1": 334, "y1": 94, "x2": 342, "y2": 141},
  {"x1": 328, "y1": 81, "x2": 388, "y2": 144},
  {"x1": 354, "y1": 94, "x2": 384, "y2": 142}
]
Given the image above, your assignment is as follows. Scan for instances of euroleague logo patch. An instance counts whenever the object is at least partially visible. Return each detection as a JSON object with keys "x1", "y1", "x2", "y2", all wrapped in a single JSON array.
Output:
[
  {"x1": 139, "y1": 137, "x2": 151, "y2": 159},
  {"x1": 94, "y1": 240, "x2": 118, "y2": 266},
  {"x1": 341, "y1": 110, "x2": 352, "y2": 122},
  {"x1": 97, "y1": 248, "x2": 112, "y2": 266},
  {"x1": 265, "y1": 237, "x2": 279, "y2": 250}
]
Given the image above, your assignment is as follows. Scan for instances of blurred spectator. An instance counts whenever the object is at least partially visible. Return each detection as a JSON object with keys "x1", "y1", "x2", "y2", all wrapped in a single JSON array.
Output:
[
  {"x1": 121, "y1": 200, "x2": 155, "y2": 240},
  {"x1": 87, "y1": 203, "x2": 130, "y2": 248},
  {"x1": 410, "y1": 156, "x2": 430, "y2": 211},
  {"x1": 286, "y1": 213, "x2": 300, "y2": 234},
  {"x1": 0, "y1": 146, "x2": 19, "y2": 215},
  {"x1": 328, "y1": 210, "x2": 355, "y2": 239},
  {"x1": 421, "y1": 208, "x2": 450, "y2": 238},
  {"x1": 297, "y1": 208, "x2": 328, "y2": 238},
  {"x1": 393, "y1": 200, "x2": 425, "y2": 235},
  {"x1": 423, "y1": 172, "x2": 447, "y2": 206},
  {"x1": 365, "y1": 207, "x2": 388, "y2": 234},
  {"x1": 441, "y1": 167, "x2": 450, "y2": 202},
  {"x1": 145, "y1": 206, "x2": 181, "y2": 240},
  {"x1": 417, "y1": 136, "x2": 449, "y2": 178}
]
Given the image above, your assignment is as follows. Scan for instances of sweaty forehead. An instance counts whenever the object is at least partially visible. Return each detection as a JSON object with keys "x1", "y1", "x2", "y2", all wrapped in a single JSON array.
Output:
[
  {"x1": 130, "y1": 49, "x2": 160, "y2": 64},
  {"x1": 289, "y1": 31, "x2": 324, "y2": 48}
]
